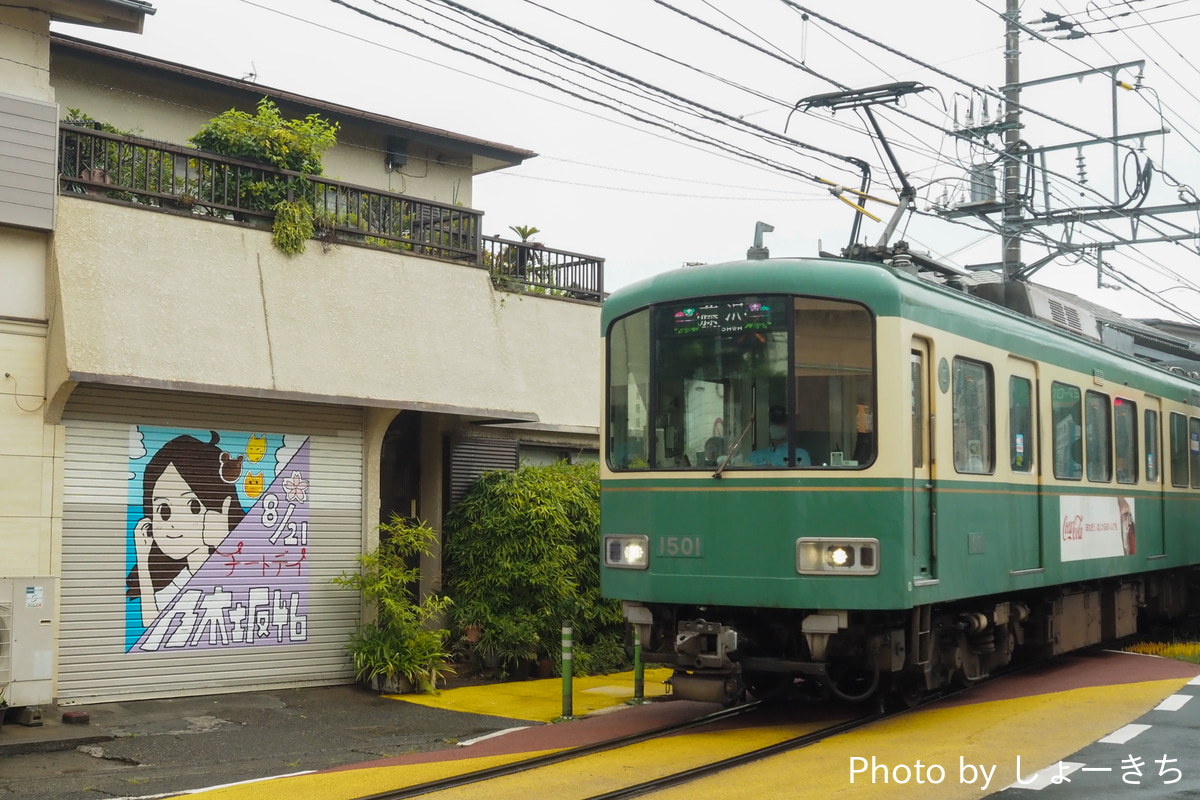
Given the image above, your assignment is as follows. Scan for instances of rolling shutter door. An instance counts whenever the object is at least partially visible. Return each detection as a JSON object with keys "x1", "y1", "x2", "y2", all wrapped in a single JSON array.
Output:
[
  {"x1": 59, "y1": 386, "x2": 363, "y2": 704},
  {"x1": 448, "y1": 436, "x2": 518, "y2": 505}
]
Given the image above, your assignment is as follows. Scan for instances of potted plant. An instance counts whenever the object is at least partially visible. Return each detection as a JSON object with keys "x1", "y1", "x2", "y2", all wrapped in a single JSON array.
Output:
[{"x1": 334, "y1": 515, "x2": 453, "y2": 693}]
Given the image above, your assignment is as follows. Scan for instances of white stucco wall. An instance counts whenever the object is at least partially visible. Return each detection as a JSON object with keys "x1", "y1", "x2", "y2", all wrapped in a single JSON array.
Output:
[
  {"x1": 50, "y1": 199, "x2": 600, "y2": 431},
  {"x1": 0, "y1": 8, "x2": 58, "y2": 580},
  {"x1": 0, "y1": 318, "x2": 60, "y2": 577},
  {"x1": 0, "y1": 9, "x2": 54, "y2": 102},
  {"x1": 0, "y1": 228, "x2": 48, "y2": 320}
]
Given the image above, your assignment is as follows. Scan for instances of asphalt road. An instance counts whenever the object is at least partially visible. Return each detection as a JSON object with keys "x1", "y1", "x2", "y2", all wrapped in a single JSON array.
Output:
[{"x1": 0, "y1": 684, "x2": 536, "y2": 800}]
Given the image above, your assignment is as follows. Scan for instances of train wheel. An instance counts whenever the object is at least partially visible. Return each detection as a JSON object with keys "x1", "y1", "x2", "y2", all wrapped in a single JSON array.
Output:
[
  {"x1": 880, "y1": 675, "x2": 925, "y2": 711},
  {"x1": 722, "y1": 678, "x2": 747, "y2": 708},
  {"x1": 901, "y1": 683, "x2": 925, "y2": 708},
  {"x1": 745, "y1": 672, "x2": 791, "y2": 702}
]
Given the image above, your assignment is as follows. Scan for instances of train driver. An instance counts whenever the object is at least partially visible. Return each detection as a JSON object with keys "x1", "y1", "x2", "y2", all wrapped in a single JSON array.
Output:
[{"x1": 750, "y1": 406, "x2": 811, "y2": 467}]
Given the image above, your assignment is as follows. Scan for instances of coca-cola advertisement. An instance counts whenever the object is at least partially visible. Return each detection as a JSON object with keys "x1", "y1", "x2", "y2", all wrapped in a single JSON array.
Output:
[{"x1": 1059, "y1": 495, "x2": 1136, "y2": 562}]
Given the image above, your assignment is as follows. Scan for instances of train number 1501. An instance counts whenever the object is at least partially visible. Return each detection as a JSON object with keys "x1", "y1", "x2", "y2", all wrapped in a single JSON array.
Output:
[{"x1": 658, "y1": 535, "x2": 703, "y2": 557}]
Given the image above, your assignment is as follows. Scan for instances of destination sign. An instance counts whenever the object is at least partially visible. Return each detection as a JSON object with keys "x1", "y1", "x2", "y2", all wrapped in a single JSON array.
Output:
[{"x1": 668, "y1": 298, "x2": 777, "y2": 335}]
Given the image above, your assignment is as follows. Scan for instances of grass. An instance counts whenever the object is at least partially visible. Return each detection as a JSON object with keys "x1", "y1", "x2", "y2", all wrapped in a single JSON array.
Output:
[{"x1": 1125, "y1": 640, "x2": 1200, "y2": 664}]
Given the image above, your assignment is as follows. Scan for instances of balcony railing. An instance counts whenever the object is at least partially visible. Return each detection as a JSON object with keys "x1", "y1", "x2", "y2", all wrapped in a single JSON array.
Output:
[
  {"x1": 481, "y1": 236, "x2": 606, "y2": 302},
  {"x1": 57, "y1": 125, "x2": 604, "y2": 302}
]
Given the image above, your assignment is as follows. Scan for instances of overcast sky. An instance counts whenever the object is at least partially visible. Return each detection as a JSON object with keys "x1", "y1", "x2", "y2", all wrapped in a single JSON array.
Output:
[{"x1": 57, "y1": 0, "x2": 1200, "y2": 321}]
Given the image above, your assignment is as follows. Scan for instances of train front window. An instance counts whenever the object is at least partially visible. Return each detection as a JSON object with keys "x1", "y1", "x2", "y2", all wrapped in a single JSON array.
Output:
[
  {"x1": 606, "y1": 294, "x2": 875, "y2": 470},
  {"x1": 655, "y1": 296, "x2": 790, "y2": 469},
  {"x1": 607, "y1": 310, "x2": 651, "y2": 469}
]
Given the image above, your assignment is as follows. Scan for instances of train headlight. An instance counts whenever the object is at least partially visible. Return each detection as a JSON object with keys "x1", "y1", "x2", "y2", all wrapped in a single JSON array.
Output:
[
  {"x1": 797, "y1": 538, "x2": 879, "y2": 575},
  {"x1": 605, "y1": 535, "x2": 649, "y2": 569},
  {"x1": 827, "y1": 546, "x2": 852, "y2": 567}
]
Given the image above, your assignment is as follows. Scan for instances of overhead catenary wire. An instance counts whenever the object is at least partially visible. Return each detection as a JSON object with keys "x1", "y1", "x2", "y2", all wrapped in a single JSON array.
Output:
[
  {"x1": 326, "y1": 0, "x2": 898, "y2": 202},
  {"x1": 267, "y1": 0, "x2": 1200, "y2": 320}
]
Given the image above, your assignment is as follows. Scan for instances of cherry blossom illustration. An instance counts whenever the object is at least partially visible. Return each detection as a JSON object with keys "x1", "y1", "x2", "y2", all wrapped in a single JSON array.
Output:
[{"x1": 283, "y1": 470, "x2": 309, "y2": 503}]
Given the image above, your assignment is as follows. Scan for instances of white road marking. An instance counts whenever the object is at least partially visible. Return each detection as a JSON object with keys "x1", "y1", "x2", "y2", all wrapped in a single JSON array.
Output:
[
  {"x1": 1187, "y1": 675, "x2": 1200, "y2": 686},
  {"x1": 457, "y1": 726, "x2": 531, "y2": 746},
  {"x1": 1099, "y1": 723, "x2": 1151, "y2": 744},
  {"x1": 110, "y1": 771, "x2": 317, "y2": 799},
  {"x1": 1154, "y1": 694, "x2": 1192, "y2": 712}
]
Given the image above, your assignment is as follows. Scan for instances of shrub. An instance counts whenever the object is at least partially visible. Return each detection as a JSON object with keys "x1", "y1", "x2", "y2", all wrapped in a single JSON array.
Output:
[
  {"x1": 333, "y1": 515, "x2": 453, "y2": 693},
  {"x1": 190, "y1": 97, "x2": 338, "y2": 175},
  {"x1": 189, "y1": 98, "x2": 338, "y2": 253},
  {"x1": 443, "y1": 461, "x2": 626, "y2": 677}
]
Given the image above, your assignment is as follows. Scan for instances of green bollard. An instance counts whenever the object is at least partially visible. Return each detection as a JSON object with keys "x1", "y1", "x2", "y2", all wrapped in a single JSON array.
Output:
[
  {"x1": 561, "y1": 624, "x2": 573, "y2": 720},
  {"x1": 633, "y1": 626, "x2": 645, "y2": 702}
]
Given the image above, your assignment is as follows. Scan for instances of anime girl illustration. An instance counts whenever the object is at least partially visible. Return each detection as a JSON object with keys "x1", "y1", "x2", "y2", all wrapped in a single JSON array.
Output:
[
  {"x1": 1119, "y1": 496, "x2": 1136, "y2": 556},
  {"x1": 126, "y1": 431, "x2": 246, "y2": 627}
]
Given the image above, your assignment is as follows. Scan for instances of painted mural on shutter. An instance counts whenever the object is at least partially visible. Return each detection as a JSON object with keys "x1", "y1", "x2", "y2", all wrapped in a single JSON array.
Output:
[
  {"x1": 60, "y1": 387, "x2": 363, "y2": 704},
  {"x1": 124, "y1": 426, "x2": 312, "y2": 655}
]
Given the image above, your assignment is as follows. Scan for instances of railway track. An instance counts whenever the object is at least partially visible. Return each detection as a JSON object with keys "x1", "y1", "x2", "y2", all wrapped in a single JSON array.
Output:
[
  {"x1": 353, "y1": 642, "x2": 1159, "y2": 800},
  {"x1": 352, "y1": 699, "x2": 878, "y2": 800},
  {"x1": 353, "y1": 700, "x2": 763, "y2": 800}
]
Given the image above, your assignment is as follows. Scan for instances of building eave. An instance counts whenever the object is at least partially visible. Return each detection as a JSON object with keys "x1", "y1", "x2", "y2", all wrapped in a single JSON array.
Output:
[
  {"x1": 50, "y1": 33, "x2": 537, "y2": 171},
  {"x1": 37, "y1": 0, "x2": 154, "y2": 33}
]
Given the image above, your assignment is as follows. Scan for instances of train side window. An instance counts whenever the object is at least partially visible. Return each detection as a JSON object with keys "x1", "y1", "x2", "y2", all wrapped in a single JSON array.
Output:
[
  {"x1": 1144, "y1": 409, "x2": 1159, "y2": 483},
  {"x1": 1169, "y1": 412, "x2": 1188, "y2": 487},
  {"x1": 952, "y1": 358, "x2": 994, "y2": 474},
  {"x1": 1114, "y1": 398, "x2": 1137, "y2": 484},
  {"x1": 1051, "y1": 382, "x2": 1083, "y2": 480},
  {"x1": 1191, "y1": 417, "x2": 1200, "y2": 490},
  {"x1": 1009, "y1": 377, "x2": 1033, "y2": 472},
  {"x1": 1085, "y1": 391, "x2": 1112, "y2": 482}
]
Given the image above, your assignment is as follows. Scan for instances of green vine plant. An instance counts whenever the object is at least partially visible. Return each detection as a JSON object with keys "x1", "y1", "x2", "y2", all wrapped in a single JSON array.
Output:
[
  {"x1": 271, "y1": 198, "x2": 315, "y2": 255},
  {"x1": 333, "y1": 515, "x2": 453, "y2": 693}
]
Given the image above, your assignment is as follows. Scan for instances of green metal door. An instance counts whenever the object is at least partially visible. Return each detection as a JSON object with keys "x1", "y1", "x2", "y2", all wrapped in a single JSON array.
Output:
[{"x1": 911, "y1": 343, "x2": 934, "y2": 580}]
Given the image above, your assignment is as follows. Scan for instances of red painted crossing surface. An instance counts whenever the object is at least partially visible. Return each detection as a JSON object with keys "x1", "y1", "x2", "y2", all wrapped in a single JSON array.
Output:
[
  {"x1": 322, "y1": 650, "x2": 1200, "y2": 777},
  {"x1": 940, "y1": 650, "x2": 1200, "y2": 708}
]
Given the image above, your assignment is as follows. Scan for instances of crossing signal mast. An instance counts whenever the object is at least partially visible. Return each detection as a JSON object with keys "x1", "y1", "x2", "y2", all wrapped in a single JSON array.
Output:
[
  {"x1": 938, "y1": 0, "x2": 1200, "y2": 287},
  {"x1": 796, "y1": 0, "x2": 1200, "y2": 300}
]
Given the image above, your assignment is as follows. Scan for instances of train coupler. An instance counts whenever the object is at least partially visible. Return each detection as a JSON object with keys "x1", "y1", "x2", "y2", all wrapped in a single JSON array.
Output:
[
  {"x1": 674, "y1": 619, "x2": 739, "y2": 669},
  {"x1": 667, "y1": 670, "x2": 743, "y2": 705}
]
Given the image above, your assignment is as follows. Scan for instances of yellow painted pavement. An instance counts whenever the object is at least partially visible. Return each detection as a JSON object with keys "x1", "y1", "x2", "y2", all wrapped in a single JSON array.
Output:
[
  {"x1": 190, "y1": 672, "x2": 1191, "y2": 799},
  {"x1": 194, "y1": 710, "x2": 846, "y2": 800},
  {"x1": 390, "y1": 667, "x2": 676, "y2": 723},
  {"x1": 649, "y1": 676, "x2": 1194, "y2": 799}
]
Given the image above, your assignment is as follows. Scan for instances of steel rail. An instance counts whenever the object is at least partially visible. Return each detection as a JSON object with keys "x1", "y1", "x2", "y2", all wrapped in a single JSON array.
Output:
[
  {"x1": 581, "y1": 711, "x2": 882, "y2": 800},
  {"x1": 353, "y1": 700, "x2": 763, "y2": 800}
]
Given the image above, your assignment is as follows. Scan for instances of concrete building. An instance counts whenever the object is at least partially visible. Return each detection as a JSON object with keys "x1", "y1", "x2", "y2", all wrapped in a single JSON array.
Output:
[{"x1": 1, "y1": 1, "x2": 602, "y2": 705}]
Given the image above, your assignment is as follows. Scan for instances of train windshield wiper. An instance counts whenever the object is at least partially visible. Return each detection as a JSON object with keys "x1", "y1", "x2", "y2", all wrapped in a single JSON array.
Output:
[{"x1": 713, "y1": 412, "x2": 754, "y2": 479}]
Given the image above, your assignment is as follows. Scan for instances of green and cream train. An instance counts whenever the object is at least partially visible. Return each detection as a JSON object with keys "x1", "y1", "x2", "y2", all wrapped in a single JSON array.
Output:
[{"x1": 599, "y1": 256, "x2": 1200, "y2": 705}]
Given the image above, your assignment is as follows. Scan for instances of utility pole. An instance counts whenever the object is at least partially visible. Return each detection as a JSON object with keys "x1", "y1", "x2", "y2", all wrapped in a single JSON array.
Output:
[{"x1": 1002, "y1": 0, "x2": 1022, "y2": 281}]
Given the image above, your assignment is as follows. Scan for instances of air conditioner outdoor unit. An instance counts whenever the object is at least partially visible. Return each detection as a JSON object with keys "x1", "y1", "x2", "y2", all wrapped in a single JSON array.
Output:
[{"x1": 0, "y1": 577, "x2": 57, "y2": 708}]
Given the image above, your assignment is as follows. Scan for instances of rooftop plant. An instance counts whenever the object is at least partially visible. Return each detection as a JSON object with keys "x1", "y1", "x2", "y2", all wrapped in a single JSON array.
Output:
[{"x1": 190, "y1": 98, "x2": 339, "y2": 255}]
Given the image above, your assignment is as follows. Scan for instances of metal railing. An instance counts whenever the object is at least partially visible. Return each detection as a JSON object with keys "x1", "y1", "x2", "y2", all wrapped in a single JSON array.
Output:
[
  {"x1": 481, "y1": 236, "x2": 605, "y2": 302},
  {"x1": 57, "y1": 124, "x2": 604, "y2": 301}
]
